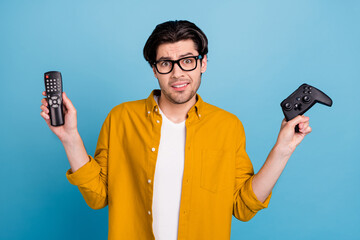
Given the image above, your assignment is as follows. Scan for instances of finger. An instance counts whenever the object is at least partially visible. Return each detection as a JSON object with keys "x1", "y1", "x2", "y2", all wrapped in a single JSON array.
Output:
[
  {"x1": 304, "y1": 126, "x2": 312, "y2": 134},
  {"x1": 40, "y1": 111, "x2": 50, "y2": 120},
  {"x1": 41, "y1": 98, "x2": 48, "y2": 107},
  {"x1": 42, "y1": 91, "x2": 47, "y2": 96},
  {"x1": 40, "y1": 104, "x2": 49, "y2": 114},
  {"x1": 299, "y1": 121, "x2": 310, "y2": 132},
  {"x1": 62, "y1": 92, "x2": 76, "y2": 113},
  {"x1": 288, "y1": 115, "x2": 310, "y2": 128}
]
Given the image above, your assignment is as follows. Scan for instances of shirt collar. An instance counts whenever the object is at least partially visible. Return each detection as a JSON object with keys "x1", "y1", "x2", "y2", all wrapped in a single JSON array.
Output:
[{"x1": 145, "y1": 89, "x2": 204, "y2": 119}]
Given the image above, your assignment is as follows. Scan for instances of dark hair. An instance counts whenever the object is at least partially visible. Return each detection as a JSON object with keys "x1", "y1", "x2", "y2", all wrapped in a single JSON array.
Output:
[{"x1": 143, "y1": 20, "x2": 208, "y2": 67}]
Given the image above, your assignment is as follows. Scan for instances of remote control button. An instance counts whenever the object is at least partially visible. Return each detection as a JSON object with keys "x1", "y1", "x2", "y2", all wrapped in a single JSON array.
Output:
[
  {"x1": 51, "y1": 96, "x2": 58, "y2": 100},
  {"x1": 49, "y1": 99, "x2": 53, "y2": 105},
  {"x1": 296, "y1": 97, "x2": 300, "y2": 101},
  {"x1": 53, "y1": 104, "x2": 59, "y2": 108}
]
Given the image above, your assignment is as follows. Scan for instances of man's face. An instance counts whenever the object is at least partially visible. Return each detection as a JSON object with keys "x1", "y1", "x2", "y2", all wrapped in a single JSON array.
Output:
[{"x1": 153, "y1": 39, "x2": 207, "y2": 105}]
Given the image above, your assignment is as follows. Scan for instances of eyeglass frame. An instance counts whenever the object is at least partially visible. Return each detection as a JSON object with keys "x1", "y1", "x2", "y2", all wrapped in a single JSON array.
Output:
[{"x1": 153, "y1": 55, "x2": 203, "y2": 74}]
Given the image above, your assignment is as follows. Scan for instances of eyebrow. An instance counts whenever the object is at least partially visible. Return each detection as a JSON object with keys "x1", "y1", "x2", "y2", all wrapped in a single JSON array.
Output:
[{"x1": 156, "y1": 52, "x2": 196, "y2": 61}]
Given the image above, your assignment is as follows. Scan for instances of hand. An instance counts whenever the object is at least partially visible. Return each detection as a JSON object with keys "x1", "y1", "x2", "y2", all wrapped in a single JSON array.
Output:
[
  {"x1": 40, "y1": 91, "x2": 78, "y2": 142},
  {"x1": 275, "y1": 115, "x2": 312, "y2": 155}
]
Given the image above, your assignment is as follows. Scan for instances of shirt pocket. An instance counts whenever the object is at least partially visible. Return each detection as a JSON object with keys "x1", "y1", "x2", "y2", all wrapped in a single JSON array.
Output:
[{"x1": 200, "y1": 149, "x2": 235, "y2": 193}]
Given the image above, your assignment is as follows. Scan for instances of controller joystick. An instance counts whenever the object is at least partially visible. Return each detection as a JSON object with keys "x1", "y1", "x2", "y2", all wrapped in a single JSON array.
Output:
[{"x1": 302, "y1": 95, "x2": 311, "y2": 103}]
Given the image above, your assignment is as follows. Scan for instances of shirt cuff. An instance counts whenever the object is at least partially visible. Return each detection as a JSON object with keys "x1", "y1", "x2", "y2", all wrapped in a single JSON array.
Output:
[
  {"x1": 240, "y1": 175, "x2": 272, "y2": 212},
  {"x1": 66, "y1": 155, "x2": 101, "y2": 186}
]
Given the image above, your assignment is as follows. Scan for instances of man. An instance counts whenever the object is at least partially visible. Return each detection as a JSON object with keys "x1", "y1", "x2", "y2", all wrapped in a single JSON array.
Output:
[{"x1": 40, "y1": 20, "x2": 311, "y2": 240}]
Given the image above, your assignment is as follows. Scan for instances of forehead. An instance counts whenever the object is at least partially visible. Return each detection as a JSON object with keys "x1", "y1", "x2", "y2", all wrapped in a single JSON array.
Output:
[{"x1": 156, "y1": 39, "x2": 198, "y2": 59}]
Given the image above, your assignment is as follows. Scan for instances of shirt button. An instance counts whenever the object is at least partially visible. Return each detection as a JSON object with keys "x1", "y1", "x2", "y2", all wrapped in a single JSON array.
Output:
[
  {"x1": 199, "y1": 114, "x2": 201, "y2": 117},
  {"x1": 151, "y1": 147, "x2": 156, "y2": 152},
  {"x1": 155, "y1": 108, "x2": 158, "y2": 112},
  {"x1": 148, "y1": 211, "x2": 151, "y2": 215},
  {"x1": 147, "y1": 111, "x2": 150, "y2": 114},
  {"x1": 148, "y1": 179, "x2": 151, "y2": 183}
]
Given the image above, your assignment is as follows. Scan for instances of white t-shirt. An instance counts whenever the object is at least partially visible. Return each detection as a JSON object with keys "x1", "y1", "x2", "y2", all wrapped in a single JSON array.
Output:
[{"x1": 152, "y1": 95, "x2": 186, "y2": 240}]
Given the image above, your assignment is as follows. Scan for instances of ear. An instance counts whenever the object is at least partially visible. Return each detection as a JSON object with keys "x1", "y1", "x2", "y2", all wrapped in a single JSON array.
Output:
[
  {"x1": 200, "y1": 55, "x2": 207, "y2": 73},
  {"x1": 152, "y1": 66, "x2": 158, "y2": 79}
]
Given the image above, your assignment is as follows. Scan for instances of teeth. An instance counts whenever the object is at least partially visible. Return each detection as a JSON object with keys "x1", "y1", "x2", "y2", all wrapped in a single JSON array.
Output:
[{"x1": 173, "y1": 83, "x2": 187, "y2": 88}]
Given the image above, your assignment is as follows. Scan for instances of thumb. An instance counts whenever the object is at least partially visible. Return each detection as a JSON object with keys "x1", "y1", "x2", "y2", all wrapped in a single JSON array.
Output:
[
  {"x1": 62, "y1": 92, "x2": 76, "y2": 112},
  {"x1": 288, "y1": 115, "x2": 309, "y2": 128}
]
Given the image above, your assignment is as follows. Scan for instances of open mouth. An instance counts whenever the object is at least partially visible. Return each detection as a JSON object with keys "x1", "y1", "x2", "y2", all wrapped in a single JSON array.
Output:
[{"x1": 172, "y1": 83, "x2": 189, "y2": 91}]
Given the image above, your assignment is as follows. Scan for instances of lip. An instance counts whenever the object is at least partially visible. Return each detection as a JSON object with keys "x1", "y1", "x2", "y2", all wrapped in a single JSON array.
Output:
[{"x1": 171, "y1": 82, "x2": 189, "y2": 91}]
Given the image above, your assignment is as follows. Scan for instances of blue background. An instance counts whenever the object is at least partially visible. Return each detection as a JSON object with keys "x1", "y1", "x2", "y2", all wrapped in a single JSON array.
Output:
[{"x1": 1, "y1": 0, "x2": 359, "y2": 239}]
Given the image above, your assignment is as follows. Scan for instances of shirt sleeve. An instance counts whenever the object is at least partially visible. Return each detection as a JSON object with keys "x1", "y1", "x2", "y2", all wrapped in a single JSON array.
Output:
[
  {"x1": 65, "y1": 113, "x2": 110, "y2": 210},
  {"x1": 232, "y1": 119, "x2": 271, "y2": 221}
]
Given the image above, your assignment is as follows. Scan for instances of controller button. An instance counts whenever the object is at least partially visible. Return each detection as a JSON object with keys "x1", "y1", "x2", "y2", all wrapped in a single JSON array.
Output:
[
  {"x1": 49, "y1": 99, "x2": 53, "y2": 105},
  {"x1": 53, "y1": 104, "x2": 59, "y2": 108},
  {"x1": 309, "y1": 91, "x2": 312, "y2": 94},
  {"x1": 294, "y1": 103, "x2": 302, "y2": 110},
  {"x1": 296, "y1": 97, "x2": 300, "y2": 101}
]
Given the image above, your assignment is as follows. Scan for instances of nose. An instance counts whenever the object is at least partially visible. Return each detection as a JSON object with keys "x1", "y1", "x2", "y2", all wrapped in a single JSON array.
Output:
[{"x1": 171, "y1": 62, "x2": 184, "y2": 78}]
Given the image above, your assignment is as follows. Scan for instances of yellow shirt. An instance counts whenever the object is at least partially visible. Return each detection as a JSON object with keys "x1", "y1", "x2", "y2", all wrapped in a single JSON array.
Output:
[{"x1": 66, "y1": 89, "x2": 271, "y2": 240}]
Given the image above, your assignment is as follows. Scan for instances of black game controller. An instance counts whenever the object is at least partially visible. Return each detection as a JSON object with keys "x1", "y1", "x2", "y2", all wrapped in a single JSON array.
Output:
[{"x1": 281, "y1": 83, "x2": 333, "y2": 132}]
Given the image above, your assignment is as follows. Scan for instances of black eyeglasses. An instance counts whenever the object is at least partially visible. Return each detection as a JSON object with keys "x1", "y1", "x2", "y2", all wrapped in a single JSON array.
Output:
[{"x1": 153, "y1": 55, "x2": 203, "y2": 74}]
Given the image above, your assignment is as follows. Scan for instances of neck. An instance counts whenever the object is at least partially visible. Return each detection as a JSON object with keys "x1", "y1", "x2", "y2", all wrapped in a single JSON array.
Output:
[{"x1": 158, "y1": 94, "x2": 197, "y2": 123}]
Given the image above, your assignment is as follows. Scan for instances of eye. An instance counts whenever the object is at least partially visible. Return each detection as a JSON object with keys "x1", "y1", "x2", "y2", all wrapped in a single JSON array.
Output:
[
  {"x1": 160, "y1": 61, "x2": 171, "y2": 67},
  {"x1": 182, "y1": 58, "x2": 193, "y2": 64}
]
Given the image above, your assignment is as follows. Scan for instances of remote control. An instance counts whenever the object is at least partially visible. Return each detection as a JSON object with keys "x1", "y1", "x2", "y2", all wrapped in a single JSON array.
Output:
[
  {"x1": 44, "y1": 71, "x2": 64, "y2": 126},
  {"x1": 280, "y1": 83, "x2": 332, "y2": 132}
]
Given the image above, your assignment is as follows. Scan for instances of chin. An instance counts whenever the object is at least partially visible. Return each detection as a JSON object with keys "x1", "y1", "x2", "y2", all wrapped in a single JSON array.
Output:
[{"x1": 171, "y1": 93, "x2": 195, "y2": 104}]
